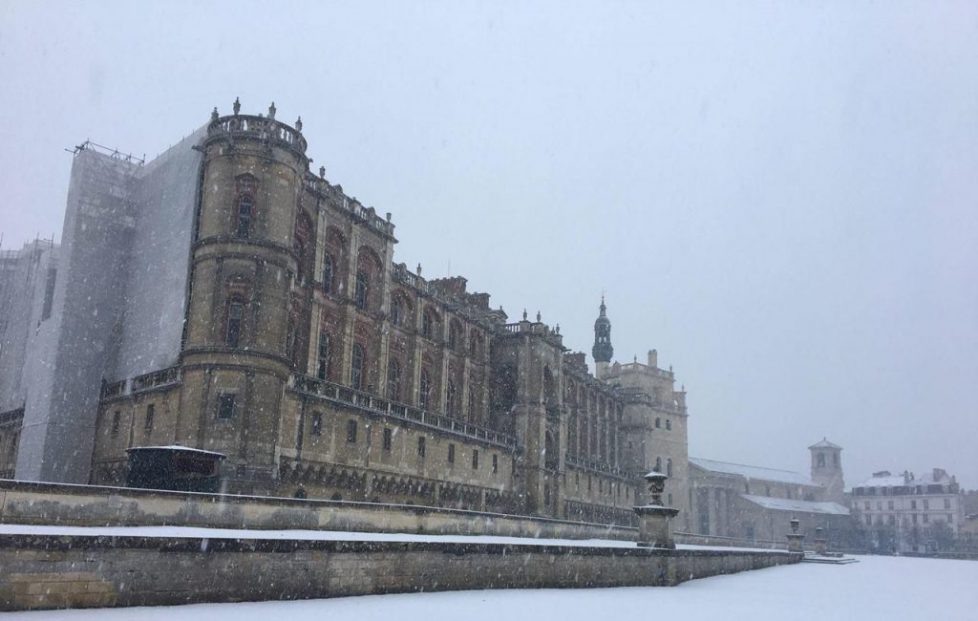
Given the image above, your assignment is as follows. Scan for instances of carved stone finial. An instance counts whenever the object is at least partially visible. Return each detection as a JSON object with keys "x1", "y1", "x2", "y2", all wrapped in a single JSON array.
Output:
[
  {"x1": 211, "y1": 107, "x2": 219, "y2": 122},
  {"x1": 268, "y1": 102, "x2": 277, "y2": 120},
  {"x1": 522, "y1": 309, "x2": 528, "y2": 321},
  {"x1": 555, "y1": 323, "x2": 560, "y2": 334},
  {"x1": 536, "y1": 311, "x2": 541, "y2": 322},
  {"x1": 416, "y1": 263, "x2": 422, "y2": 276},
  {"x1": 319, "y1": 165, "x2": 326, "y2": 179},
  {"x1": 295, "y1": 116, "x2": 303, "y2": 131},
  {"x1": 233, "y1": 97, "x2": 241, "y2": 115}
]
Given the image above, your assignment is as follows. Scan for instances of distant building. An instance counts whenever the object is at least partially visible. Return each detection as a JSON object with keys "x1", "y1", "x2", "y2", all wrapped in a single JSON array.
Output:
[
  {"x1": 0, "y1": 101, "x2": 691, "y2": 525},
  {"x1": 688, "y1": 440, "x2": 851, "y2": 546},
  {"x1": 850, "y1": 468, "x2": 964, "y2": 554}
]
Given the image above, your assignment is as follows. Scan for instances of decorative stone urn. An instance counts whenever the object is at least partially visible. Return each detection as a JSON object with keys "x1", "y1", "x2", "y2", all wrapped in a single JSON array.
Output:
[
  {"x1": 634, "y1": 471, "x2": 680, "y2": 549},
  {"x1": 786, "y1": 517, "x2": 805, "y2": 553}
]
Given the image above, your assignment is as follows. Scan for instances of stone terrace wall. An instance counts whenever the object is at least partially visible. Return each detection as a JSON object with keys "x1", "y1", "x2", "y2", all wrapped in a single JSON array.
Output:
[
  {"x1": 0, "y1": 533, "x2": 799, "y2": 611},
  {"x1": 0, "y1": 479, "x2": 635, "y2": 541}
]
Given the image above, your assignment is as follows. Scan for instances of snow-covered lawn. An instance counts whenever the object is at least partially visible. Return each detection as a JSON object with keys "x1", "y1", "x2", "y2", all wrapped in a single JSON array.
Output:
[
  {"x1": 0, "y1": 523, "x2": 785, "y2": 553},
  {"x1": 5, "y1": 554, "x2": 976, "y2": 620}
]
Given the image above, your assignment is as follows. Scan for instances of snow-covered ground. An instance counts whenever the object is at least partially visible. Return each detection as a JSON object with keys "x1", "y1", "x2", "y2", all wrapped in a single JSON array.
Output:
[
  {"x1": 0, "y1": 523, "x2": 785, "y2": 553},
  {"x1": 5, "y1": 554, "x2": 977, "y2": 620}
]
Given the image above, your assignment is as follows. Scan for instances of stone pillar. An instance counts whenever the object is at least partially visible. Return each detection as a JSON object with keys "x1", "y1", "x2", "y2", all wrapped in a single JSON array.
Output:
[
  {"x1": 786, "y1": 517, "x2": 805, "y2": 553},
  {"x1": 814, "y1": 526, "x2": 827, "y2": 555},
  {"x1": 634, "y1": 471, "x2": 680, "y2": 549}
]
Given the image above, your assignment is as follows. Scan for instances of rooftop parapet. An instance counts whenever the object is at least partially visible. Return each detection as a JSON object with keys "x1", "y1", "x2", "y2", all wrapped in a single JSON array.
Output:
[{"x1": 206, "y1": 99, "x2": 308, "y2": 158}]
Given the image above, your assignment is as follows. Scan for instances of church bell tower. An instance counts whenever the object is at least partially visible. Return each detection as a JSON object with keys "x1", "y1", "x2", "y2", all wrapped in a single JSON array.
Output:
[{"x1": 592, "y1": 296, "x2": 613, "y2": 378}]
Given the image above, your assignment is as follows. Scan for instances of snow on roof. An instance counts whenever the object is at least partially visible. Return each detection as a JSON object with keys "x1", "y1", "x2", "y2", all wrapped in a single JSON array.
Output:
[
  {"x1": 689, "y1": 457, "x2": 815, "y2": 487},
  {"x1": 126, "y1": 445, "x2": 226, "y2": 458},
  {"x1": 741, "y1": 494, "x2": 850, "y2": 516},
  {"x1": 808, "y1": 438, "x2": 842, "y2": 450},
  {"x1": 855, "y1": 469, "x2": 951, "y2": 489}
]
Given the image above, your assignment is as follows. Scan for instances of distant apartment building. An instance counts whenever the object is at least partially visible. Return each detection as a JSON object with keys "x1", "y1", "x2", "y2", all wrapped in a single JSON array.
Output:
[{"x1": 850, "y1": 468, "x2": 965, "y2": 553}]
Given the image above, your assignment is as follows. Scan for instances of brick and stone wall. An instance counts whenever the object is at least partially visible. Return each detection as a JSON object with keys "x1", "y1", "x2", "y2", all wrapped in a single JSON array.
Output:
[
  {"x1": 0, "y1": 479, "x2": 637, "y2": 541},
  {"x1": 0, "y1": 533, "x2": 799, "y2": 611}
]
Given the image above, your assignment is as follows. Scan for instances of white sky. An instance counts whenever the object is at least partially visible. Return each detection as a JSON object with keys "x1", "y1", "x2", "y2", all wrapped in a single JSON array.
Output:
[{"x1": 0, "y1": 1, "x2": 976, "y2": 487}]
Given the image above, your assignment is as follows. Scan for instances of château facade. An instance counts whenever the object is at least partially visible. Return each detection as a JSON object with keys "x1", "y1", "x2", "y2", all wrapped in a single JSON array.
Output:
[{"x1": 0, "y1": 101, "x2": 690, "y2": 525}]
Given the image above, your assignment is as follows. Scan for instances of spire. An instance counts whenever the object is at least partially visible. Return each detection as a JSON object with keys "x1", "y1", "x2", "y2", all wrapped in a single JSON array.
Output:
[{"x1": 592, "y1": 295, "x2": 613, "y2": 364}]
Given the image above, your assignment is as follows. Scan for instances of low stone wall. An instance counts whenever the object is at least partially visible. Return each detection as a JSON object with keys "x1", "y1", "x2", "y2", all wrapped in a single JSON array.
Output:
[
  {"x1": 0, "y1": 479, "x2": 636, "y2": 540},
  {"x1": 674, "y1": 531, "x2": 783, "y2": 550},
  {"x1": 0, "y1": 532, "x2": 800, "y2": 611}
]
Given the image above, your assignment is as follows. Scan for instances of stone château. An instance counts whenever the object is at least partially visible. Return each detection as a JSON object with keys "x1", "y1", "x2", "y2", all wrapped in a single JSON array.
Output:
[{"x1": 0, "y1": 101, "x2": 691, "y2": 527}]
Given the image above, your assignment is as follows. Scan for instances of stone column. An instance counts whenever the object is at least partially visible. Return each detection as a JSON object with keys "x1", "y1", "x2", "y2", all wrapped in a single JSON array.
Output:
[{"x1": 634, "y1": 471, "x2": 680, "y2": 549}]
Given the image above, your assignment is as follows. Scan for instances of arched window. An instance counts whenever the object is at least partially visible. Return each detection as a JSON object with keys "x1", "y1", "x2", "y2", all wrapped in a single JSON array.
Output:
[
  {"x1": 667, "y1": 458, "x2": 673, "y2": 477},
  {"x1": 655, "y1": 456, "x2": 662, "y2": 472},
  {"x1": 655, "y1": 417, "x2": 661, "y2": 429},
  {"x1": 446, "y1": 380, "x2": 457, "y2": 416},
  {"x1": 316, "y1": 333, "x2": 330, "y2": 380},
  {"x1": 350, "y1": 343, "x2": 365, "y2": 390},
  {"x1": 419, "y1": 370, "x2": 431, "y2": 410},
  {"x1": 817, "y1": 453, "x2": 826, "y2": 468},
  {"x1": 355, "y1": 271, "x2": 369, "y2": 310},
  {"x1": 665, "y1": 419, "x2": 672, "y2": 430},
  {"x1": 421, "y1": 309, "x2": 434, "y2": 339},
  {"x1": 387, "y1": 359, "x2": 401, "y2": 401},
  {"x1": 468, "y1": 390, "x2": 477, "y2": 421},
  {"x1": 322, "y1": 254, "x2": 334, "y2": 294},
  {"x1": 226, "y1": 300, "x2": 244, "y2": 347}
]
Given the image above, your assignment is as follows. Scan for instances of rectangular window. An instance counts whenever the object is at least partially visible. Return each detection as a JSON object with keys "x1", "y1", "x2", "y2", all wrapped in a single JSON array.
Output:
[
  {"x1": 417, "y1": 436, "x2": 426, "y2": 458},
  {"x1": 492, "y1": 454, "x2": 498, "y2": 474},
  {"x1": 472, "y1": 449, "x2": 479, "y2": 469},
  {"x1": 923, "y1": 513, "x2": 929, "y2": 523},
  {"x1": 346, "y1": 419, "x2": 357, "y2": 443},
  {"x1": 217, "y1": 394, "x2": 236, "y2": 419},
  {"x1": 448, "y1": 443, "x2": 455, "y2": 464},
  {"x1": 888, "y1": 500, "x2": 894, "y2": 510},
  {"x1": 317, "y1": 333, "x2": 329, "y2": 380},
  {"x1": 923, "y1": 499, "x2": 930, "y2": 510},
  {"x1": 355, "y1": 272, "x2": 368, "y2": 310},
  {"x1": 944, "y1": 498, "x2": 951, "y2": 510},
  {"x1": 111, "y1": 410, "x2": 121, "y2": 434},
  {"x1": 911, "y1": 500, "x2": 917, "y2": 510},
  {"x1": 144, "y1": 404, "x2": 155, "y2": 431},
  {"x1": 312, "y1": 412, "x2": 323, "y2": 436},
  {"x1": 383, "y1": 427, "x2": 392, "y2": 451},
  {"x1": 226, "y1": 302, "x2": 243, "y2": 347}
]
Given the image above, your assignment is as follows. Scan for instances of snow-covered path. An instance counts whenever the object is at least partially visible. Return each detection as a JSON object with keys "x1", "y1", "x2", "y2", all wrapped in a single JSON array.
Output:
[{"x1": 6, "y1": 554, "x2": 977, "y2": 620}]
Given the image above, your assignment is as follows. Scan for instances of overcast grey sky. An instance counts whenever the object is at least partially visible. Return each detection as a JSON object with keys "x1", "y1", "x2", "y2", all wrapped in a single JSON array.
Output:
[{"x1": 1, "y1": 1, "x2": 976, "y2": 487}]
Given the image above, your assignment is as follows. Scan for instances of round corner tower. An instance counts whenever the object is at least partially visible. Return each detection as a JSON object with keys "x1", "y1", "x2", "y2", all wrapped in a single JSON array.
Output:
[{"x1": 178, "y1": 100, "x2": 311, "y2": 493}]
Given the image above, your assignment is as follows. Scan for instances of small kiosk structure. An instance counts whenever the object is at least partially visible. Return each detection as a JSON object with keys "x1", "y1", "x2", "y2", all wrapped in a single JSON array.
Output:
[{"x1": 126, "y1": 446, "x2": 226, "y2": 493}]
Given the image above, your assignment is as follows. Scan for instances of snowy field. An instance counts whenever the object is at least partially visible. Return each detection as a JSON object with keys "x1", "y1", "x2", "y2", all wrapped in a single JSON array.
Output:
[{"x1": 6, "y1": 554, "x2": 977, "y2": 621}]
